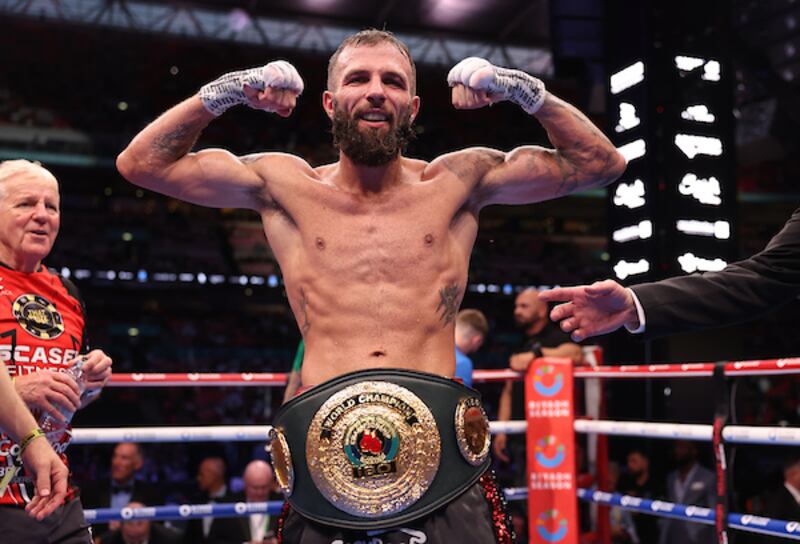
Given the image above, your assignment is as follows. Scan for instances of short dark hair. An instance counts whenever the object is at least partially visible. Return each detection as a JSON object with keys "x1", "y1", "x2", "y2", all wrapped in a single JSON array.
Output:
[{"x1": 327, "y1": 29, "x2": 416, "y2": 94}]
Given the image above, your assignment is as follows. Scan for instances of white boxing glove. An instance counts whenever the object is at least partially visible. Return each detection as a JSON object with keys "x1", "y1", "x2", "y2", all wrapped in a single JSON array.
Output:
[
  {"x1": 447, "y1": 57, "x2": 546, "y2": 115},
  {"x1": 199, "y1": 60, "x2": 304, "y2": 116}
]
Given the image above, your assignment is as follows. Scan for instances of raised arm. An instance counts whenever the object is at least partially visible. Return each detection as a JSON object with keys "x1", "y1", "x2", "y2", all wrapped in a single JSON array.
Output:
[
  {"x1": 446, "y1": 57, "x2": 627, "y2": 206},
  {"x1": 117, "y1": 61, "x2": 304, "y2": 210}
]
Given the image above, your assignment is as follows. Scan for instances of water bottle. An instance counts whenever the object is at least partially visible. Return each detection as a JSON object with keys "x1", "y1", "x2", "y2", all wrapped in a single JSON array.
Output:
[{"x1": 39, "y1": 357, "x2": 87, "y2": 438}]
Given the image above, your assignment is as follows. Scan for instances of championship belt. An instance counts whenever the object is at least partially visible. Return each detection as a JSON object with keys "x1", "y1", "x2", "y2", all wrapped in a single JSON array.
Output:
[{"x1": 268, "y1": 368, "x2": 491, "y2": 530}]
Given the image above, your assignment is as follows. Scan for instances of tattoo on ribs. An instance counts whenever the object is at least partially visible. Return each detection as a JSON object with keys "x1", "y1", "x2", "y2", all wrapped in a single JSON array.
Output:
[
  {"x1": 152, "y1": 122, "x2": 202, "y2": 161},
  {"x1": 436, "y1": 283, "x2": 461, "y2": 325},
  {"x1": 299, "y1": 288, "x2": 311, "y2": 334}
]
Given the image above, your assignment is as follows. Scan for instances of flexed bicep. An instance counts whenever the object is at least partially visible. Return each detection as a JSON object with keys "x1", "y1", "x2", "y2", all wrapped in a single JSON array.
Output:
[
  {"x1": 475, "y1": 145, "x2": 567, "y2": 206},
  {"x1": 118, "y1": 60, "x2": 305, "y2": 210},
  {"x1": 117, "y1": 98, "x2": 268, "y2": 209}
]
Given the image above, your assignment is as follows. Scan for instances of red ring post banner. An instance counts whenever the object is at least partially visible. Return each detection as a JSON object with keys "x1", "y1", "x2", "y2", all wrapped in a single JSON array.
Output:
[{"x1": 526, "y1": 357, "x2": 577, "y2": 544}]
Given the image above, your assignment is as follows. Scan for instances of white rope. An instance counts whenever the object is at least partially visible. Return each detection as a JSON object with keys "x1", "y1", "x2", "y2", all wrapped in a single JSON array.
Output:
[
  {"x1": 72, "y1": 425, "x2": 272, "y2": 444},
  {"x1": 574, "y1": 419, "x2": 711, "y2": 441},
  {"x1": 489, "y1": 421, "x2": 528, "y2": 435},
  {"x1": 70, "y1": 421, "x2": 800, "y2": 446},
  {"x1": 72, "y1": 422, "x2": 527, "y2": 444},
  {"x1": 722, "y1": 425, "x2": 800, "y2": 445},
  {"x1": 575, "y1": 419, "x2": 800, "y2": 446}
]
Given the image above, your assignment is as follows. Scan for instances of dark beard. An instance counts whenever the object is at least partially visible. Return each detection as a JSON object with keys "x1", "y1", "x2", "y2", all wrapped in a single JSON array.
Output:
[{"x1": 331, "y1": 106, "x2": 415, "y2": 166}]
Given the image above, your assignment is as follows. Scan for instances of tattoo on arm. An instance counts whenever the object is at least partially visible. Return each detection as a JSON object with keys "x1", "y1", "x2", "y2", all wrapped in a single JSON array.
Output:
[
  {"x1": 553, "y1": 150, "x2": 580, "y2": 196},
  {"x1": 543, "y1": 101, "x2": 622, "y2": 194},
  {"x1": 442, "y1": 150, "x2": 504, "y2": 180},
  {"x1": 299, "y1": 288, "x2": 311, "y2": 334},
  {"x1": 436, "y1": 283, "x2": 461, "y2": 326},
  {"x1": 151, "y1": 121, "x2": 203, "y2": 162}
]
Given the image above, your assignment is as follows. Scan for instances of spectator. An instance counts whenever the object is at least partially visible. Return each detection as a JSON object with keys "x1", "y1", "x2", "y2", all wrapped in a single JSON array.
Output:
[
  {"x1": 617, "y1": 449, "x2": 661, "y2": 543},
  {"x1": 102, "y1": 502, "x2": 180, "y2": 544},
  {"x1": 182, "y1": 457, "x2": 247, "y2": 544},
  {"x1": 454, "y1": 309, "x2": 489, "y2": 388},
  {"x1": 742, "y1": 456, "x2": 800, "y2": 544},
  {"x1": 81, "y1": 442, "x2": 163, "y2": 540},
  {"x1": 607, "y1": 461, "x2": 638, "y2": 543},
  {"x1": 235, "y1": 460, "x2": 279, "y2": 544},
  {"x1": 659, "y1": 441, "x2": 715, "y2": 544},
  {"x1": 493, "y1": 288, "x2": 583, "y2": 487}
]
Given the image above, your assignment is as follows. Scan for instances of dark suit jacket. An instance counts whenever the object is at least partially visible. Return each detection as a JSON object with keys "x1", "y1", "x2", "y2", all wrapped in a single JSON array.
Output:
[
  {"x1": 658, "y1": 463, "x2": 716, "y2": 544},
  {"x1": 102, "y1": 523, "x2": 181, "y2": 544},
  {"x1": 182, "y1": 492, "x2": 249, "y2": 544},
  {"x1": 232, "y1": 492, "x2": 281, "y2": 541},
  {"x1": 633, "y1": 207, "x2": 800, "y2": 338},
  {"x1": 80, "y1": 479, "x2": 164, "y2": 538},
  {"x1": 738, "y1": 484, "x2": 800, "y2": 544},
  {"x1": 759, "y1": 484, "x2": 800, "y2": 521}
]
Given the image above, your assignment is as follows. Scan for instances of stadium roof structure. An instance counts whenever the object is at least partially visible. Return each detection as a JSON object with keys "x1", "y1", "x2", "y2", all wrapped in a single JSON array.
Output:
[{"x1": 0, "y1": 0, "x2": 557, "y2": 75}]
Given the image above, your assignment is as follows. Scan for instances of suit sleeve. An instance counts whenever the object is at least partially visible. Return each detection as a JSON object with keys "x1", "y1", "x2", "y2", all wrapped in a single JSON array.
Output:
[{"x1": 632, "y1": 208, "x2": 800, "y2": 338}]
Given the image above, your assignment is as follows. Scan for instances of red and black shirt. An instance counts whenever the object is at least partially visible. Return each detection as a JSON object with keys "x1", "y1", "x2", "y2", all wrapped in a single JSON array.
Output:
[{"x1": 0, "y1": 262, "x2": 86, "y2": 506}]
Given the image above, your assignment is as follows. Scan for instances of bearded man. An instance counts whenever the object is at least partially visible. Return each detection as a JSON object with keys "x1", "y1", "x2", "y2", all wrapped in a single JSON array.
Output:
[{"x1": 117, "y1": 29, "x2": 626, "y2": 543}]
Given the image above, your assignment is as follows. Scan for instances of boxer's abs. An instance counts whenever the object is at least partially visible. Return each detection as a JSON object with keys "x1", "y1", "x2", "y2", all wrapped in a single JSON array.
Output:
[{"x1": 294, "y1": 275, "x2": 463, "y2": 387}]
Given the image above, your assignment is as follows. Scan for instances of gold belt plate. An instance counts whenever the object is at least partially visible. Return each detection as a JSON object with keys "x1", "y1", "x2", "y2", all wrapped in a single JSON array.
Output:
[
  {"x1": 454, "y1": 397, "x2": 491, "y2": 466},
  {"x1": 306, "y1": 381, "x2": 441, "y2": 518}
]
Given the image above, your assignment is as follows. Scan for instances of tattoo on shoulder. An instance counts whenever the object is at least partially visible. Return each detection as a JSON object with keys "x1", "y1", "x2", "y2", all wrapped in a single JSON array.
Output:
[
  {"x1": 441, "y1": 150, "x2": 504, "y2": 182},
  {"x1": 298, "y1": 288, "x2": 311, "y2": 334},
  {"x1": 152, "y1": 122, "x2": 202, "y2": 162},
  {"x1": 436, "y1": 283, "x2": 461, "y2": 326}
]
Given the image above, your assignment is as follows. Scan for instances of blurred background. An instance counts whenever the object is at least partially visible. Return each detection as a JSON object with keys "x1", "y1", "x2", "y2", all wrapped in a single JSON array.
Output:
[{"x1": 1, "y1": 0, "x2": 799, "y2": 536}]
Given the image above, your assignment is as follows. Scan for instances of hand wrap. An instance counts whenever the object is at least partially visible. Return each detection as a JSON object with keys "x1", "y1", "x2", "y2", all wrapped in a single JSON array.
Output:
[
  {"x1": 447, "y1": 57, "x2": 546, "y2": 114},
  {"x1": 199, "y1": 60, "x2": 304, "y2": 116}
]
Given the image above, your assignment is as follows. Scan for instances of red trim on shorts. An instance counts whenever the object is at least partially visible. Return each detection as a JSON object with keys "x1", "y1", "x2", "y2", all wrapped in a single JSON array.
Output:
[
  {"x1": 479, "y1": 471, "x2": 515, "y2": 544},
  {"x1": 276, "y1": 499, "x2": 292, "y2": 543}
]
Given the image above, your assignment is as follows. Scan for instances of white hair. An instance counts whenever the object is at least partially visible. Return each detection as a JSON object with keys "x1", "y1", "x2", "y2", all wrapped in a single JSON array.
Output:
[{"x1": 0, "y1": 159, "x2": 59, "y2": 199}]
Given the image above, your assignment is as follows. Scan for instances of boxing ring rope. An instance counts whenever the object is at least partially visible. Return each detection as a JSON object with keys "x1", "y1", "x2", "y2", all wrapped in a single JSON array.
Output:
[
  {"x1": 102, "y1": 357, "x2": 800, "y2": 387},
  {"x1": 70, "y1": 420, "x2": 800, "y2": 445},
  {"x1": 574, "y1": 489, "x2": 800, "y2": 541},
  {"x1": 574, "y1": 420, "x2": 800, "y2": 445},
  {"x1": 81, "y1": 490, "x2": 800, "y2": 541},
  {"x1": 81, "y1": 357, "x2": 800, "y2": 542}
]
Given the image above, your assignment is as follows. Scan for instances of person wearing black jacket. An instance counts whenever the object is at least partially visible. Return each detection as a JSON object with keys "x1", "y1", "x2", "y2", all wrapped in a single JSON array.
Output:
[
  {"x1": 100, "y1": 502, "x2": 181, "y2": 544},
  {"x1": 80, "y1": 442, "x2": 163, "y2": 541},
  {"x1": 540, "y1": 208, "x2": 800, "y2": 340},
  {"x1": 182, "y1": 457, "x2": 247, "y2": 544},
  {"x1": 739, "y1": 456, "x2": 800, "y2": 544}
]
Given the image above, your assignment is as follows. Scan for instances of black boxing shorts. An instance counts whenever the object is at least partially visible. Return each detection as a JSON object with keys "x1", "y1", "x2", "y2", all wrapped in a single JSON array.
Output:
[{"x1": 277, "y1": 470, "x2": 513, "y2": 543}]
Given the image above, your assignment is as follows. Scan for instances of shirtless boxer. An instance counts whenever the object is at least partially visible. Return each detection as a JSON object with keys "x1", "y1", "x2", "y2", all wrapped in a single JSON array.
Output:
[{"x1": 118, "y1": 29, "x2": 625, "y2": 543}]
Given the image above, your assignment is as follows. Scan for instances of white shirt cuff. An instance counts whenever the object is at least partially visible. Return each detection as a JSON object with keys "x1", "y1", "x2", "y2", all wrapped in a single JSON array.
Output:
[{"x1": 624, "y1": 288, "x2": 646, "y2": 334}]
